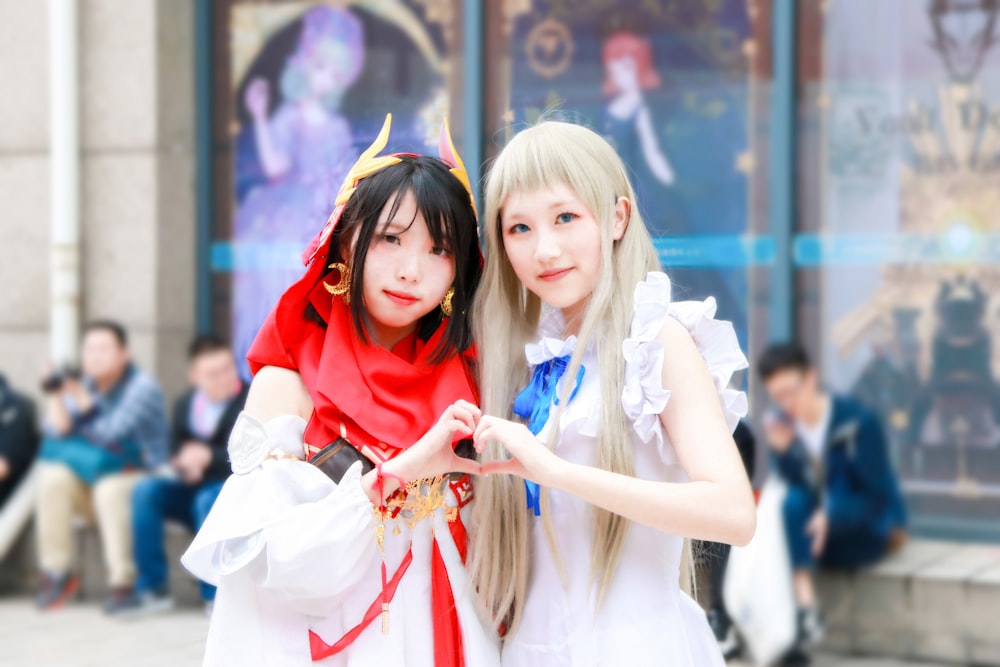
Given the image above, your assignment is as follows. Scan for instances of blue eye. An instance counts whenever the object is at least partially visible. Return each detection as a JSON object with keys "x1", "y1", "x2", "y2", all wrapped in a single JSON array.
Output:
[
  {"x1": 508, "y1": 223, "x2": 530, "y2": 234},
  {"x1": 556, "y1": 212, "x2": 576, "y2": 224}
]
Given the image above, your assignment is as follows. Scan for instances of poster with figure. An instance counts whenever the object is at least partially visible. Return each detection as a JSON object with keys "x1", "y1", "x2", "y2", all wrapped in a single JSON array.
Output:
[
  {"x1": 806, "y1": 0, "x2": 1000, "y2": 533},
  {"x1": 495, "y1": 0, "x2": 753, "y2": 344},
  {"x1": 224, "y1": 0, "x2": 459, "y2": 374}
]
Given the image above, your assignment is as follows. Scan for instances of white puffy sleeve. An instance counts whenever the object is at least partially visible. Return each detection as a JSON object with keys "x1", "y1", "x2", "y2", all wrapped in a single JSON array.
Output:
[
  {"x1": 181, "y1": 412, "x2": 379, "y2": 617},
  {"x1": 621, "y1": 272, "x2": 749, "y2": 462}
]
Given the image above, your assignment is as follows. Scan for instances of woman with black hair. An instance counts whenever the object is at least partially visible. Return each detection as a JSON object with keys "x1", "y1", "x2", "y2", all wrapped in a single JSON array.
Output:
[{"x1": 183, "y1": 116, "x2": 499, "y2": 667}]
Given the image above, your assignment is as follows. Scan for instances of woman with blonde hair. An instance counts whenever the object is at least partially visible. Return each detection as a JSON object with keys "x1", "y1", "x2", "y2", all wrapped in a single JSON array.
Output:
[{"x1": 468, "y1": 121, "x2": 756, "y2": 666}]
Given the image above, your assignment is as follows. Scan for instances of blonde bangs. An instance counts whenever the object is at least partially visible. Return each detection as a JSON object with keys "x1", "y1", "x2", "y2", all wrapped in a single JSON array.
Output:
[{"x1": 485, "y1": 123, "x2": 627, "y2": 244}]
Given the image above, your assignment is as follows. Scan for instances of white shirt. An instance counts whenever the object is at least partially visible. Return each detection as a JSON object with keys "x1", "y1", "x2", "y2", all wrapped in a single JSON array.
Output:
[
  {"x1": 796, "y1": 396, "x2": 832, "y2": 463},
  {"x1": 189, "y1": 389, "x2": 230, "y2": 441}
]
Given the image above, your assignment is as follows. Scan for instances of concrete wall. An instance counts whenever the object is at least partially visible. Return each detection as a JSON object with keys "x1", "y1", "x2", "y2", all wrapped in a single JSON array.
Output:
[
  {"x1": 0, "y1": 0, "x2": 197, "y2": 403},
  {"x1": 0, "y1": 2, "x2": 52, "y2": 402}
]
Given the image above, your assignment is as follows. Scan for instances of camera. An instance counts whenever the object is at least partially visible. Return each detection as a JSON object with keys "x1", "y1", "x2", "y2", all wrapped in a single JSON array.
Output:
[{"x1": 41, "y1": 365, "x2": 82, "y2": 394}]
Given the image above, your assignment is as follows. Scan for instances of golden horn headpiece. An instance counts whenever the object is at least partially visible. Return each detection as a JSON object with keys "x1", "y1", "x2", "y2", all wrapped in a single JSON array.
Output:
[{"x1": 301, "y1": 113, "x2": 476, "y2": 266}]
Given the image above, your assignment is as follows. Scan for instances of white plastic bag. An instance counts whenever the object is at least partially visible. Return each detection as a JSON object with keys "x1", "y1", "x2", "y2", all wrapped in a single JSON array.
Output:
[{"x1": 723, "y1": 478, "x2": 797, "y2": 666}]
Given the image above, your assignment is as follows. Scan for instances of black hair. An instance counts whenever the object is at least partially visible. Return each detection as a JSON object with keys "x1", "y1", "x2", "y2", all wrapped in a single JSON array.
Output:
[
  {"x1": 83, "y1": 320, "x2": 128, "y2": 348},
  {"x1": 319, "y1": 155, "x2": 481, "y2": 363},
  {"x1": 187, "y1": 333, "x2": 231, "y2": 360},
  {"x1": 757, "y1": 342, "x2": 812, "y2": 381}
]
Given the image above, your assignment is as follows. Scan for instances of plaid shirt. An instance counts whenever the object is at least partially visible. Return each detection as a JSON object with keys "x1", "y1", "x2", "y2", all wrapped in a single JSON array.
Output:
[{"x1": 47, "y1": 364, "x2": 170, "y2": 468}]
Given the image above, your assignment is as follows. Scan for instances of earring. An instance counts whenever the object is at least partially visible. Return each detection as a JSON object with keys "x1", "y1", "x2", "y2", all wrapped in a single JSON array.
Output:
[
  {"x1": 324, "y1": 263, "x2": 351, "y2": 304},
  {"x1": 441, "y1": 288, "x2": 455, "y2": 317}
]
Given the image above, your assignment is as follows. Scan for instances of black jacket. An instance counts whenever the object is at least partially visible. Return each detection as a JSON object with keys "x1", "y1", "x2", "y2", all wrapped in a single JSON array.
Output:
[
  {"x1": 171, "y1": 383, "x2": 249, "y2": 483},
  {"x1": 0, "y1": 375, "x2": 40, "y2": 499}
]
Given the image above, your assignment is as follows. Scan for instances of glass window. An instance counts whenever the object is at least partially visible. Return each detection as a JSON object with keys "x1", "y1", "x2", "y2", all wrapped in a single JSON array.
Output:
[
  {"x1": 485, "y1": 0, "x2": 772, "y2": 360},
  {"x1": 796, "y1": 0, "x2": 1000, "y2": 540},
  {"x1": 208, "y1": 0, "x2": 467, "y2": 373}
]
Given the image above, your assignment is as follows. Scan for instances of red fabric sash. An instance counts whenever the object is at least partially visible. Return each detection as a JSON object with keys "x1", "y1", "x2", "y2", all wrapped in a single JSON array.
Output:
[
  {"x1": 430, "y1": 477, "x2": 474, "y2": 667},
  {"x1": 308, "y1": 550, "x2": 414, "y2": 661},
  {"x1": 430, "y1": 481, "x2": 471, "y2": 667},
  {"x1": 432, "y1": 538, "x2": 464, "y2": 667}
]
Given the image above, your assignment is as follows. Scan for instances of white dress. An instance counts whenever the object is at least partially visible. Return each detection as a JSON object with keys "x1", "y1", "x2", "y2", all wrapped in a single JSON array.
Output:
[
  {"x1": 182, "y1": 414, "x2": 500, "y2": 667},
  {"x1": 501, "y1": 271, "x2": 749, "y2": 667}
]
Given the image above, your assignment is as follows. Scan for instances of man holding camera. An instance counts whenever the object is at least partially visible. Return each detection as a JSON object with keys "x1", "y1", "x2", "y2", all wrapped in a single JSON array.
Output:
[{"x1": 36, "y1": 321, "x2": 168, "y2": 613}]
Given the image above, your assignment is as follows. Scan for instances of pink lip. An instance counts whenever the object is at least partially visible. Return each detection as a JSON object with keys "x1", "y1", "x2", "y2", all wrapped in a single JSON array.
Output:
[
  {"x1": 384, "y1": 290, "x2": 419, "y2": 306},
  {"x1": 538, "y1": 268, "x2": 572, "y2": 282}
]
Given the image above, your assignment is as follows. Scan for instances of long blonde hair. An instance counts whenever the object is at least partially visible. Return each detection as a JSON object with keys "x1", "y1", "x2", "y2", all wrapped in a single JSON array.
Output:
[{"x1": 468, "y1": 121, "x2": 662, "y2": 633}]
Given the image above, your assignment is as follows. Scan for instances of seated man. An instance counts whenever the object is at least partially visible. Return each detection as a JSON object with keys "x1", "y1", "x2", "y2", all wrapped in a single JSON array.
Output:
[
  {"x1": 759, "y1": 343, "x2": 907, "y2": 666},
  {"x1": 0, "y1": 373, "x2": 39, "y2": 508},
  {"x1": 118, "y1": 335, "x2": 248, "y2": 615},
  {"x1": 36, "y1": 321, "x2": 169, "y2": 612}
]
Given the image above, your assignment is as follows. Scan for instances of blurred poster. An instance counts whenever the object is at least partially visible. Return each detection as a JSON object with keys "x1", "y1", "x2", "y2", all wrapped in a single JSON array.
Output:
[
  {"x1": 226, "y1": 1, "x2": 458, "y2": 372},
  {"x1": 806, "y1": 0, "x2": 1000, "y2": 532},
  {"x1": 497, "y1": 0, "x2": 752, "y2": 342}
]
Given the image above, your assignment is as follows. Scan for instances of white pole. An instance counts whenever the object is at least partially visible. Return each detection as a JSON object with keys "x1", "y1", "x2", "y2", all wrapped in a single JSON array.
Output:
[{"x1": 48, "y1": 0, "x2": 81, "y2": 364}]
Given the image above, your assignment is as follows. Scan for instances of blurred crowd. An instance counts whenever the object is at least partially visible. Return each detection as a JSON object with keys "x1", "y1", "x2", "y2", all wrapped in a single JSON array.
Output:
[
  {"x1": 1, "y1": 321, "x2": 247, "y2": 618},
  {"x1": 0, "y1": 323, "x2": 907, "y2": 667}
]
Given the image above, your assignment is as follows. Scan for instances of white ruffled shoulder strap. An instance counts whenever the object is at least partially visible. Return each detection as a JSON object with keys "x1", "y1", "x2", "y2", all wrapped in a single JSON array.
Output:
[{"x1": 621, "y1": 272, "x2": 749, "y2": 459}]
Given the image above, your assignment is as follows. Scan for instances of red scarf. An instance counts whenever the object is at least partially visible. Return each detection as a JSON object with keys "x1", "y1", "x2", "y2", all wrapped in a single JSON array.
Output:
[{"x1": 247, "y1": 259, "x2": 477, "y2": 456}]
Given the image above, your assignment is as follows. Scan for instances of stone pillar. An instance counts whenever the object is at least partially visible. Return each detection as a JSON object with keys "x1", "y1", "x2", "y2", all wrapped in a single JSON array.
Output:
[{"x1": 78, "y1": 0, "x2": 196, "y2": 398}]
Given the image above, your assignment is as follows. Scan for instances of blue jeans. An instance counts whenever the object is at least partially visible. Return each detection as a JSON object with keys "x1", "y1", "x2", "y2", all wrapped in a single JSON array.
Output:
[
  {"x1": 132, "y1": 476, "x2": 225, "y2": 601},
  {"x1": 782, "y1": 484, "x2": 888, "y2": 571}
]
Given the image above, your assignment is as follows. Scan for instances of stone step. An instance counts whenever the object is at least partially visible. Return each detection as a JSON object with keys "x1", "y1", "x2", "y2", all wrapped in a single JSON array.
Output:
[
  {"x1": 0, "y1": 518, "x2": 204, "y2": 609},
  {"x1": 76, "y1": 521, "x2": 203, "y2": 608},
  {"x1": 817, "y1": 539, "x2": 1000, "y2": 665}
]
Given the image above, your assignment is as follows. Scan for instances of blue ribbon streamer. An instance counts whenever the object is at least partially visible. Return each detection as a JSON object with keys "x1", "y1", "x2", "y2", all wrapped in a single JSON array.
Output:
[{"x1": 512, "y1": 354, "x2": 585, "y2": 515}]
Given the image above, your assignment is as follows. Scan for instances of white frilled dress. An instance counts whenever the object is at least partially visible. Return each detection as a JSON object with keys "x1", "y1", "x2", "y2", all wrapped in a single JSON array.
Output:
[
  {"x1": 501, "y1": 272, "x2": 749, "y2": 667},
  {"x1": 181, "y1": 414, "x2": 500, "y2": 667}
]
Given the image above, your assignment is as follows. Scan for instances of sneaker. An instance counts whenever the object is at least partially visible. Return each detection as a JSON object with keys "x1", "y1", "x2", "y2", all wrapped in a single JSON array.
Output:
[
  {"x1": 707, "y1": 608, "x2": 741, "y2": 660},
  {"x1": 107, "y1": 587, "x2": 175, "y2": 617},
  {"x1": 781, "y1": 607, "x2": 824, "y2": 667},
  {"x1": 102, "y1": 586, "x2": 135, "y2": 615},
  {"x1": 781, "y1": 646, "x2": 812, "y2": 667},
  {"x1": 35, "y1": 572, "x2": 79, "y2": 610},
  {"x1": 797, "y1": 606, "x2": 826, "y2": 647}
]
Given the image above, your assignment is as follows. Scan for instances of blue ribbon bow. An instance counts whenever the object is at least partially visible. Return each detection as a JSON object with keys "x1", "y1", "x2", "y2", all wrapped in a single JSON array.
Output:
[{"x1": 512, "y1": 354, "x2": 585, "y2": 516}]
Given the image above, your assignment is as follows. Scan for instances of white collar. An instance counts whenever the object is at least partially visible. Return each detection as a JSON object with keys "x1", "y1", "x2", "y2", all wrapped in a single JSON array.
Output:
[{"x1": 525, "y1": 306, "x2": 580, "y2": 366}]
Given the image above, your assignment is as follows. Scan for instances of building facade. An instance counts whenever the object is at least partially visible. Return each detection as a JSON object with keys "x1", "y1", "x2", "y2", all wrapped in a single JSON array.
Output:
[
  {"x1": 1, "y1": 1, "x2": 199, "y2": 399},
  {"x1": 3, "y1": 0, "x2": 999, "y2": 541}
]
